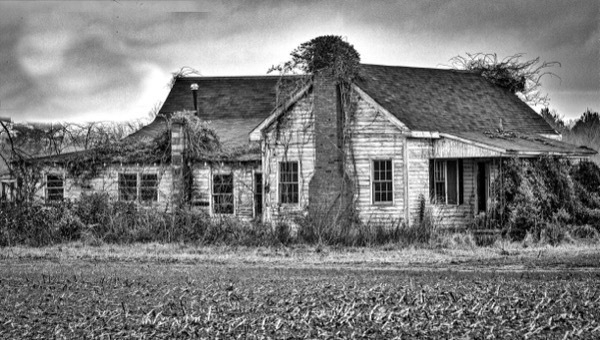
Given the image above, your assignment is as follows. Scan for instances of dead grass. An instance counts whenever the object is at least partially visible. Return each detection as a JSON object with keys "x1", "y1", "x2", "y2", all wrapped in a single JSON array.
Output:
[{"x1": 2, "y1": 239, "x2": 599, "y2": 271}]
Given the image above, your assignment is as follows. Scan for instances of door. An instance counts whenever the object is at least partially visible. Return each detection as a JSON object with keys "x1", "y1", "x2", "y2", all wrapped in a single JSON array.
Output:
[
  {"x1": 254, "y1": 173, "x2": 263, "y2": 219},
  {"x1": 477, "y1": 162, "x2": 487, "y2": 213}
]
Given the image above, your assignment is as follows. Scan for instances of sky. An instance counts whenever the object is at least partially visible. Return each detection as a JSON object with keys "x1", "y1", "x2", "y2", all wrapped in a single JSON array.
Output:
[{"x1": 0, "y1": 0, "x2": 598, "y2": 123}]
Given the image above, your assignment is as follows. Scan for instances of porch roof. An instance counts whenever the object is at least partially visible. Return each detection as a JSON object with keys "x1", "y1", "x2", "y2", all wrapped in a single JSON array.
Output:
[{"x1": 443, "y1": 132, "x2": 597, "y2": 157}]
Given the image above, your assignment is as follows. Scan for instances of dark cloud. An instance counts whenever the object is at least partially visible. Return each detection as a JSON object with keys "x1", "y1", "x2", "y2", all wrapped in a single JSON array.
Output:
[{"x1": 0, "y1": 0, "x2": 597, "y2": 122}]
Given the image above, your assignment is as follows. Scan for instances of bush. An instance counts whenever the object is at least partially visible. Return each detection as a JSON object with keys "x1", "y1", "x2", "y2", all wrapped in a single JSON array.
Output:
[{"x1": 489, "y1": 157, "x2": 600, "y2": 241}]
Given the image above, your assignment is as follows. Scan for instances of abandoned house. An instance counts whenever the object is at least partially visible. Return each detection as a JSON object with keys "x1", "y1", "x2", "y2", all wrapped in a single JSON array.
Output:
[{"x1": 26, "y1": 64, "x2": 596, "y2": 227}]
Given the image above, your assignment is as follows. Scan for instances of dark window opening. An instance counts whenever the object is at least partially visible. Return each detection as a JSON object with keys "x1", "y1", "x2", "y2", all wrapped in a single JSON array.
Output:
[
  {"x1": 46, "y1": 174, "x2": 64, "y2": 201},
  {"x1": 254, "y1": 173, "x2": 263, "y2": 217},
  {"x1": 373, "y1": 160, "x2": 393, "y2": 203},
  {"x1": 213, "y1": 174, "x2": 234, "y2": 214},
  {"x1": 140, "y1": 174, "x2": 158, "y2": 203},
  {"x1": 430, "y1": 159, "x2": 464, "y2": 205},
  {"x1": 119, "y1": 173, "x2": 138, "y2": 201},
  {"x1": 279, "y1": 162, "x2": 299, "y2": 204}
]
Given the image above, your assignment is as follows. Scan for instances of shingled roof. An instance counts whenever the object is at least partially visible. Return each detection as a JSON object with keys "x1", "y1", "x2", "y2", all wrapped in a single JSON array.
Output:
[
  {"x1": 355, "y1": 64, "x2": 558, "y2": 135},
  {"x1": 127, "y1": 75, "x2": 298, "y2": 158}
]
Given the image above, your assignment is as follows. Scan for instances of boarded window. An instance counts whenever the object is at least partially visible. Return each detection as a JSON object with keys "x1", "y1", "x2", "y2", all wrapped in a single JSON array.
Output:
[
  {"x1": 119, "y1": 173, "x2": 138, "y2": 201},
  {"x1": 373, "y1": 160, "x2": 393, "y2": 203},
  {"x1": 430, "y1": 160, "x2": 463, "y2": 205},
  {"x1": 279, "y1": 162, "x2": 299, "y2": 204},
  {"x1": 46, "y1": 174, "x2": 64, "y2": 201},
  {"x1": 213, "y1": 174, "x2": 234, "y2": 214},
  {"x1": 140, "y1": 174, "x2": 158, "y2": 203}
]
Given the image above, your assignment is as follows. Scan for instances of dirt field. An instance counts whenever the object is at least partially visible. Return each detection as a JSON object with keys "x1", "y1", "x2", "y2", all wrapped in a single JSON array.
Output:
[{"x1": 1, "y1": 244, "x2": 599, "y2": 339}]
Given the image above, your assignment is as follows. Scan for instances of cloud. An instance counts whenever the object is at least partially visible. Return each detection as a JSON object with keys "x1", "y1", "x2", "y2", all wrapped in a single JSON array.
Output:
[{"x1": 0, "y1": 0, "x2": 597, "y2": 122}]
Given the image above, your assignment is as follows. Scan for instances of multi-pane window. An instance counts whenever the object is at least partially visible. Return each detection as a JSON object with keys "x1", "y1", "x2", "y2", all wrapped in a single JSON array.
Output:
[
  {"x1": 46, "y1": 174, "x2": 64, "y2": 201},
  {"x1": 140, "y1": 174, "x2": 158, "y2": 202},
  {"x1": 119, "y1": 173, "x2": 138, "y2": 201},
  {"x1": 430, "y1": 159, "x2": 463, "y2": 205},
  {"x1": 213, "y1": 174, "x2": 234, "y2": 214},
  {"x1": 279, "y1": 162, "x2": 299, "y2": 204},
  {"x1": 119, "y1": 173, "x2": 158, "y2": 203},
  {"x1": 372, "y1": 160, "x2": 393, "y2": 203}
]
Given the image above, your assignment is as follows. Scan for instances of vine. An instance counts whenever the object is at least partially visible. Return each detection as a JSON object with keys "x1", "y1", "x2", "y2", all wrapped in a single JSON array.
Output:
[
  {"x1": 449, "y1": 52, "x2": 560, "y2": 106},
  {"x1": 268, "y1": 35, "x2": 362, "y2": 226}
]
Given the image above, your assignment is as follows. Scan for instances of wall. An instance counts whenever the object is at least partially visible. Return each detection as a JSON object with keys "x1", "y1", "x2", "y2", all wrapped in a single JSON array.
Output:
[
  {"x1": 407, "y1": 137, "x2": 501, "y2": 228},
  {"x1": 191, "y1": 161, "x2": 260, "y2": 220},
  {"x1": 345, "y1": 94, "x2": 407, "y2": 225},
  {"x1": 262, "y1": 83, "x2": 409, "y2": 226},
  {"x1": 262, "y1": 94, "x2": 315, "y2": 223},
  {"x1": 36, "y1": 164, "x2": 174, "y2": 210}
]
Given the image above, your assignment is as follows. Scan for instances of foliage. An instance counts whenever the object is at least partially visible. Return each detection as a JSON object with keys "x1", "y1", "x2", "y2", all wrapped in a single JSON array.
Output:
[
  {"x1": 450, "y1": 52, "x2": 560, "y2": 106},
  {"x1": 488, "y1": 157, "x2": 600, "y2": 241},
  {"x1": 269, "y1": 35, "x2": 360, "y2": 81},
  {"x1": 2, "y1": 261, "x2": 600, "y2": 338}
]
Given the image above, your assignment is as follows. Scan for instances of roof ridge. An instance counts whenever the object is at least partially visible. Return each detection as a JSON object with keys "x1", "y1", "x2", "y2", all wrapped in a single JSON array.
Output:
[
  {"x1": 175, "y1": 74, "x2": 305, "y2": 80},
  {"x1": 360, "y1": 63, "x2": 475, "y2": 73}
]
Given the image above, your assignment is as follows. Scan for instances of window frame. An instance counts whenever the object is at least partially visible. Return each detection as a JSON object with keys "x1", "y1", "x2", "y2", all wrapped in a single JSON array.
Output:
[
  {"x1": 118, "y1": 172, "x2": 159, "y2": 203},
  {"x1": 45, "y1": 173, "x2": 64, "y2": 202},
  {"x1": 212, "y1": 173, "x2": 234, "y2": 215},
  {"x1": 279, "y1": 161, "x2": 299, "y2": 205},
  {"x1": 430, "y1": 159, "x2": 462, "y2": 206},
  {"x1": 371, "y1": 159, "x2": 394, "y2": 205}
]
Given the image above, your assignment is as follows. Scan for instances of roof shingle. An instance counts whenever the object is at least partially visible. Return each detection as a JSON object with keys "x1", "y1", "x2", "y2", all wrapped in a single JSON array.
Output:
[{"x1": 355, "y1": 64, "x2": 557, "y2": 135}]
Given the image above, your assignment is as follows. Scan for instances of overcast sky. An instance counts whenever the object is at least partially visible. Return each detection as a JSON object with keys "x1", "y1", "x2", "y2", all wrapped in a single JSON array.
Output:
[{"x1": 0, "y1": 0, "x2": 598, "y2": 123}]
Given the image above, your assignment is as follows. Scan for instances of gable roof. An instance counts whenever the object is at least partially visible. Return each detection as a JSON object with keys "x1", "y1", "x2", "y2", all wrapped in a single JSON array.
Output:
[
  {"x1": 159, "y1": 76, "x2": 287, "y2": 118},
  {"x1": 355, "y1": 64, "x2": 557, "y2": 135}
]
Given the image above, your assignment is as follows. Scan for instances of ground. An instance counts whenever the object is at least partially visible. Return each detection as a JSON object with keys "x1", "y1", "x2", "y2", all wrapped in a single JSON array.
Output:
[{"x1": 1, "y1": 243, "x2": 599, "y2": 339}]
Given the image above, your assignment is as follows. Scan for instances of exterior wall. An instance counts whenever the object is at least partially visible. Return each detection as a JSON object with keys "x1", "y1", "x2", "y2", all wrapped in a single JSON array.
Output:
[
  {"x1": 262, "y1": 85, "x2": 408, "y2": 226},
  {"x1": 345, "y1": 95, "x2": 406, "y2": 225},
  {"x1": 35, "y1": 164, "x2": 174, "y2": 210},
  {"x1": 433, "y1": 138, "x2": 502, "y2": 158},
  {"x1": 191, "y1": 161, "x2": 260, "y2": 220},
  {"x1": 407, "y1": 137, "x2": 501, "y2": 228},
  {"x1": 263, "y1": 94, "x2": 315, "y2": 222}
]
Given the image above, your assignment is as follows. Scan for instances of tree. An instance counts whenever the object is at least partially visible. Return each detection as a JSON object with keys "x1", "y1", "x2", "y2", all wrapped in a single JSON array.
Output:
[
  {"x1": 269, "y1": 35, "x2": 360, "y2": 81},
  {"x1": 449, "y1": 53, "x2": 560, "y2": 106}
]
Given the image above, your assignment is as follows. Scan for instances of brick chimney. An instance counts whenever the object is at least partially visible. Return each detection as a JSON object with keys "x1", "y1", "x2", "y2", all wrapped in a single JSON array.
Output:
[
  {"x1": 171, "y1": 117, "x2": 186, "y2": 208},
  {"x1": 308, "y1": 69, "x2": 353, "y2": 223}
]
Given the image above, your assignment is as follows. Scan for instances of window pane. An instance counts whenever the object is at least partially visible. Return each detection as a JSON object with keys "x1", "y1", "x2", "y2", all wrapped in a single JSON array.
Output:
[
  {"x1": 279, "y1": 162, "x2": 299, "y2": 204},
  {"x1": 119, "y1": 173, "x2": 137, "y2": 201},
  {"x1": 46, "y1": 174, "x2": 64, "y2": 201},
  {"x1": 213, "y1": 174, "x2": 234, "y2": 214},
  {"x1": 372, "y1": 160, "x2": 393, "y2": 203},
  {"x1": 140, "y1": 174, "x2": 158, "y2": 202}
]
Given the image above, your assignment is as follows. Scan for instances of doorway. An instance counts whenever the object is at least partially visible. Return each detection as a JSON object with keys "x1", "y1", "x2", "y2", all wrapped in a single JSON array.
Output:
[
  {"x1": 254, "y1": 173, "x2": 263, "y2": 219},
  {"x1": 477, "y1": 162, "x2": 488, "y2": 213}
]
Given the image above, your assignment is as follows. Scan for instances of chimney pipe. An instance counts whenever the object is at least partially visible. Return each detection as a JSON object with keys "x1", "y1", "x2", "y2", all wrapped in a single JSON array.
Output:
[{"x1": 190, "y1": 83, "x2": 199, "y2": 116}]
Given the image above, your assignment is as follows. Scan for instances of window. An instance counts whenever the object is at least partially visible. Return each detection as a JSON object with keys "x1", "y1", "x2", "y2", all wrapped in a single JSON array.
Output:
[
  {"x1": 279, "y1": 162, "x2": 299, "y2": 204},
  {"x1": 46, "y1": 174, "x2": 64, "y2": 201},
  {"x1": 119, "y1": 173, "x2": 138, "y2": 201},
  {"x1": 429, "y1": 159, "x2": 464, "y2": 205},
  {"x1": 213, "y1": 174, "x2": 234, "y2": 214},
  {"x1": 372, "y1": 160, "x2": 393, "y2": 203},
  {"x1": 140, "y1": 174, "x2": 158, "y2": 203},
  {"x1": 119, "y1": 173, "x2": 158, "y2": 203}
]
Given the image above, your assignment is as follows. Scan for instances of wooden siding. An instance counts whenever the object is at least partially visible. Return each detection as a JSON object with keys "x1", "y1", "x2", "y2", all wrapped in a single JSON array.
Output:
[
  {"x1": 263, "y1": 95, "x2": 315, "y2": 222},
  {"x1": 407, "y1": 138, "x2": 501, "y2": 228},
  {"x1": 433, "y1": 138, "x2": 502, "y2": 158},
  {"x1": 345, "y1": 96, "x2": 406, "y2": 225},
  {"x1": 262, "y1": 90, "x2": 407, "y2": 225},
  {"x1": 191, "y1": 162, "x2": 260, "y2": 220},
  {"x1": 36, "y1": 164, "x2": 174, "y2": 210}
]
